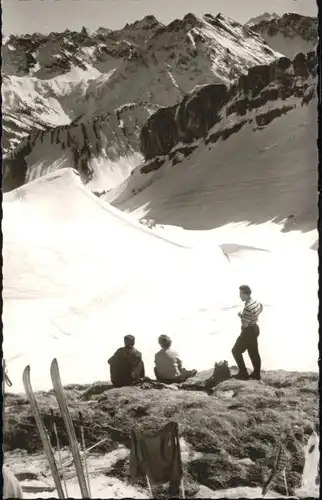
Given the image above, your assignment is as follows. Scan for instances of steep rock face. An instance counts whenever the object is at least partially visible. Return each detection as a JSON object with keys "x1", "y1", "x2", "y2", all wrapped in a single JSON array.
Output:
[
  {"x1": 140, "y1": 52, "x2": 316, "y2": 161},
  {"x1": 177, "y1": 84, "x2": 229, "y2": 139},
  {"x1": 140, "y1": 106, "x2": 178, "y2": 162},
  {"x1": 249, "y1": 13, "x2": 317, "y2": 58},
  {"x1": 141, "y1": 83, "x2": 229, "y2": 158},
  {"x1": 3, "y1": 103, "x2": 155, "y2": 192}
]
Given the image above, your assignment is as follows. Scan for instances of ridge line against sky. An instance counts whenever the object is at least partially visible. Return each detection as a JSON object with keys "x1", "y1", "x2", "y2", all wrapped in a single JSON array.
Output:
[{"x1": 2, "y1": 0, "x2": 317, "y2": 36}]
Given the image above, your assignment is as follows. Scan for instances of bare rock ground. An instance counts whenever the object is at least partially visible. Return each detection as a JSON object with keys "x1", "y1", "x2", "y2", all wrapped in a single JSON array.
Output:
[{"x1": 4, "y1": 369, "x2": 319, "y2": 498}]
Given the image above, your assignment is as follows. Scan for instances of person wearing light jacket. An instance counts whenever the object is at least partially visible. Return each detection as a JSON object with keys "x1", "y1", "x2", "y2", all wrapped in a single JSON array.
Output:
[
  {"x1": 154, "y1": 335, "x2": 197, "y2": 384},
  {"x1": 232, "y1": 285, "x2": 263, "y2": 380}
]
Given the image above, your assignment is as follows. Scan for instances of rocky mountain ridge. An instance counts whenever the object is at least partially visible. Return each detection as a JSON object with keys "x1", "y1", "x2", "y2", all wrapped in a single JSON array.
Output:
[
  {"x1": 251, "y1": 13, "x2": 317, "y2": 44},
  {"x1": 246, "y1": 13, "x2": 280, "y2": 26},
  {"x1": 139, "y1": 51, "x2": 316, "y2": 162},
  {"x1": 249, "y1": 13, "x2": 317, "y2": 58},
  {"x1": 2, "y1": 15, "x2": 162, "y2": 79}
]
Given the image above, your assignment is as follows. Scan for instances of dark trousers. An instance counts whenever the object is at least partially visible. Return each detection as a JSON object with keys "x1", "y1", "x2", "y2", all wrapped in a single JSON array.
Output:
[
  {"x1": 232, "y1": 324, "x2": 261, "y2": 376},
  {"x1": 111, "y1": 361, "x2": 145, "y2": 388}
]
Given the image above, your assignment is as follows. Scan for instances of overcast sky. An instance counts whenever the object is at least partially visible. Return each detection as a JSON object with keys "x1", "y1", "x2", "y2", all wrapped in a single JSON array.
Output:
[{"x1": 2, "y1": 0, "x2": 318, "y2": 36}]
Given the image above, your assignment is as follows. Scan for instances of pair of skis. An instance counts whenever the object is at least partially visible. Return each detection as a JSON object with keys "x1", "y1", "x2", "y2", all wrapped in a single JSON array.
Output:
[{"x1": 23, "y1": 359, "x2": 91, "y2": 499}]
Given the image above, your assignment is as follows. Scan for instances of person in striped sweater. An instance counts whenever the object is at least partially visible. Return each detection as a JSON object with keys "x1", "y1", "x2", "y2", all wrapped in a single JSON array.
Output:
[{"x1": 232, "y1": 285, "x2": 263, "y2": 380}]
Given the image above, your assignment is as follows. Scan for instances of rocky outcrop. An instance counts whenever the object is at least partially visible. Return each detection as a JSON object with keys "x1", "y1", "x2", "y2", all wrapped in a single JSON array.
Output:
[
  {"x1": 140, "y1": 52, "x2": 316, "y2": 161},
  {"x1": 2, "y1": 141, "x2": 33, "y2": 192},
  {"x1": 140, "y1": 83, "x2": 228, "y2": 159},
  {"x1": 3, "y1": 103, "x2": 149, "y2": 191},
  {"x1": 4, "y1": 370, "x2": 319, "y2": 497}
]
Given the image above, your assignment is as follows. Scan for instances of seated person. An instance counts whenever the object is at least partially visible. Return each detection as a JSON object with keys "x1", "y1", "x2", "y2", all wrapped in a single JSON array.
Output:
[
  {"x1": 108, "y1": 335, "x2": 145, "y2": 388},
  {"x1": 154, "y1": 335, "x2": 197, "y2": 384}
]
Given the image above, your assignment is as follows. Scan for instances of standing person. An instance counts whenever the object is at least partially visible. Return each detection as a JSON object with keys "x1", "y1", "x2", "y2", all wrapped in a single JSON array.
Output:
[
  {"x1": 108, "y1": 335, "x2": 145, "y2": 388},
  {"x1": 232, "y1": 285, "x2": 263, "y2": 380},
  {"x1": 154, "y1": 335, "x2": 197, "y2": 384}
]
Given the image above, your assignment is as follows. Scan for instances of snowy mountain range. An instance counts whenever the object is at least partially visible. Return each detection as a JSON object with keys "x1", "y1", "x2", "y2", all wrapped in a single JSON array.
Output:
[
  {"x1": 3, "y1": 11, "x2": 316, "y2": 194},
  {"x1": 2, "y1": 14, "x2": 317, "y2": 199}
]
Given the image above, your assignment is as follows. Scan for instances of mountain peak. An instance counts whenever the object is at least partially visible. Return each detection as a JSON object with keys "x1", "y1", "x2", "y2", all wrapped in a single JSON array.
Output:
[
  {"x1": 246, "y1": 12, "x2": 280, "y2": 26},
  {"x1": 215, "y1": 12, "x2": 234, "y2": 21},
  {"x1": 203, "y1": 12, "x2": 244, "y2": 31},
  {"x1": 125, "y1": 15, "x2": 161, "y2": 30},
  {"x1": 183, "y1": 12, "x2": 200, "y2": 24},
  {"x1": 162, "y1": 13, "x2": 201, "y2": 34},
  {"x1": 95, "y1": 27, "x2": 112, "y2": 36}
]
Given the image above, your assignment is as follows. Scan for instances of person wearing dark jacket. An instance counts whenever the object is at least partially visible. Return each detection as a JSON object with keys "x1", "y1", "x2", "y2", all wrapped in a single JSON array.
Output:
[
  {"x1": 232, "y1": 285, "x2": 263, "y2": 380},
  {"x1": 108, "y1": 335, "x2": 145, "y2": 387}
]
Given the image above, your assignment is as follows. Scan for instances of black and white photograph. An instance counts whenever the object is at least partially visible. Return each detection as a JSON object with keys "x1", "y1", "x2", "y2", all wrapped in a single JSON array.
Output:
[{"x1": 2, "y1": 0, "x2": 319, "y2": 498}]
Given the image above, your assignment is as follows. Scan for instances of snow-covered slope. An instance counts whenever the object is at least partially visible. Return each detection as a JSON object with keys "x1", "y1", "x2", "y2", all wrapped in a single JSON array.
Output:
[
  {"x1": 3, "y1": 12, "x2": 282, "y2": 187},
  {"x1": 249, "y1": 13, "x2": 317, "y2": 58},
  {"x1": 109, "y1": 51, "x2": 316, "y2": 235},
  {"x1": 3, "y1": 168, "x2": 230, "y2": 392},
  {"x1": 3, "y1": 168, "x2": 317, "y2": 393}
]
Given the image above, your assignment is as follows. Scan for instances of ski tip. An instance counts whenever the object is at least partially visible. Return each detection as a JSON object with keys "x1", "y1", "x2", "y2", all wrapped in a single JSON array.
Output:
[
  {"x1": 50, "y1": 358, "x2": 60, "y2": 378},
  {"x1": 50, "y1": 358, "x2": 58, "y2": 369},
  {"x1": 22, "y1": 365, "x2": 31, "y2": 377},
  {"x1": 22, "y1": 365, "x2": 31, "y2": 386}
]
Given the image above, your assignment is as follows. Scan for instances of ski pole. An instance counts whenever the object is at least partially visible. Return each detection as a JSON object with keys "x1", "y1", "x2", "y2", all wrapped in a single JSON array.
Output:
[
  {"x1": 145, "y1": 474, "x2": 153, "y2": 498},
  {"x1": 79, "y1": 411, "x2": 91, "y2": 498},
  {"x1": 282, "y1": 469, "x2": 289, "y2": 497},
  {"x1": 50, "y1": 409, "x2": 68, "y2": 497},
  {"x1": 60, "y1": 437, "x2": 109, "y2": 469},
  {"x1": 3, "y1": 360, "x2": 12, "y2": 387}
]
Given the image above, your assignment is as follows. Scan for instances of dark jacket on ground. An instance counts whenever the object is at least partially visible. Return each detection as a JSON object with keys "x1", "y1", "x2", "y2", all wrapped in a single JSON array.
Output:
[
  {"x1": 130, "y1": 421, "x2": 182, "y2": 492},
  {"x1": 108, "y1": 346, "x2": 145, "y2": 387}
]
